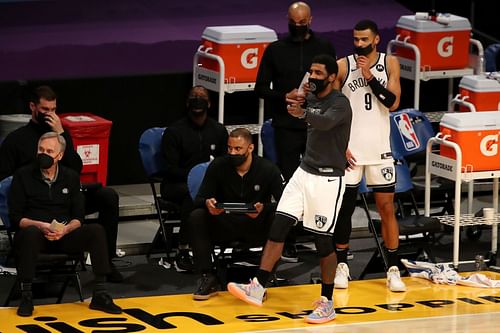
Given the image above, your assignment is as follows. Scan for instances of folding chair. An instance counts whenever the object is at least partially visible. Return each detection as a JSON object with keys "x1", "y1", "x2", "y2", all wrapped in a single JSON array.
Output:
[
  {"x1": 485, "y1": 43, "x2": 500, "y2": 72},
  {"x1": 390, "y1": 108, "x2": 454, "y2": 216},
  {"x1": 358, "y1": 159, "x2": 442, "y2": 279},
  {"x1": 0, "y1": 176, "x2": 84, "y2": 306},
  {"x1": 138, "y1": 127, "x2": 180, "y2": 260},
  {"x1": 260, "y1": 118, "x2": 278, "y2": 163}
]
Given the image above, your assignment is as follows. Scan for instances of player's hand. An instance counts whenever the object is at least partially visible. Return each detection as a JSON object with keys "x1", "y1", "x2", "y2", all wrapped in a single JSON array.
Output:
[
  {"x1": 246, "y1": 202, "x2": 263, "y2": 219},
  {"x1": 285, "y1": 88, "x2": 306, "y2": 105},
  {"x1": 356, "y1": 55, "x2": 372, "y2": 80},
  {"x1": 44, "y1": 112, "x2": 64, "y2": 134},
  {"x1": 346, "y1": 149, "x2": 357, "y2": 171},
  {"x1": 206, "y1": 198, "x2": 224, "y2": 215},
  {"x1": 286, "y1": 102, "x2": 305, "y2": 118}
]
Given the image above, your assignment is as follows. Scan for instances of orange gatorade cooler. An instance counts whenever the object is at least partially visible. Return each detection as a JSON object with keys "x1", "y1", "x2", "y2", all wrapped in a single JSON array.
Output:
[
  {"x1": 198, "y1": 25, "x2": 277, "y2": 83},
  {"x1": 60, "y1": 113, "x2": 112, "y2": 185},
  {"x1": 439, "y1": 112, "x2": 500, "y2": 171},
  {"x1": 395, "y1": 14, "x2": 471, "y2": 70},
  {"x1": 458, "y1": 73, "x2": 500, "y2": 111}
]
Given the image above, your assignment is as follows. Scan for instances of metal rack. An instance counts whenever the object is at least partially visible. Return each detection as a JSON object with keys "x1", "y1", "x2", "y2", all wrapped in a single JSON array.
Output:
[
  {"x1": 193, "y1": 45, "x2": 264, "y2": 154},
  {"x1": 424, "y1": 133, "x2": 499, "y2": 268},
  {"x1": 387, "y1": 36, "x2": 484, "y2": 109}
]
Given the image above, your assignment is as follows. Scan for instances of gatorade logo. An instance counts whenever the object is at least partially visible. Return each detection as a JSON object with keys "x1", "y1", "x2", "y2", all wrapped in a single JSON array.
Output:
[
  {"x1": 241, "y1": 48, "x2": 258, "y2": 69},
  {"x1": 480, "y1": 134, "x2": 498, "y2": 157},
  {"x1": 437, "y1": 36, "x2": 454, "y2": 58}
]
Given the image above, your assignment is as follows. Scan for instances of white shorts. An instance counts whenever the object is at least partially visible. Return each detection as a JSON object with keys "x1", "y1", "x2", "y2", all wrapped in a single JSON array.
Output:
[
  {"x1": 276, "y1": 167, "x2": 345, "y2": 235},
  {"x1": 344, "y1": 160, "x2": 396, "y2": 190}
]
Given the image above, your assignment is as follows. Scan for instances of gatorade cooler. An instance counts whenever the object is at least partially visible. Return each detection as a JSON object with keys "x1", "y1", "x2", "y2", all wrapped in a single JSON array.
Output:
[
  {"x1": 439, "y1": 112, "x2": 500, "y2": 171},
  {"x1": 60, "y1": 113, "x2": 112, "y2": 185},
  {"x1": 199, "y1": 25, "x2": 277, "y2": 83},
  {"x1": 395, "y1": 14, "x2": 471, "y2": 70},
  {"x1": 458, "y1": 73, "x2": 500, "y2": 111}
]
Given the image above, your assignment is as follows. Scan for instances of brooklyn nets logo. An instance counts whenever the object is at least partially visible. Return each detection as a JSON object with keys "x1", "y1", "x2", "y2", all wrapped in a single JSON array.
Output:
[
  {"x1": 381, "y1": 167, "x2": 394, "y2": 181},
  {"x1": 315, "y1": 215, "x2": 327, "y2": 229}
]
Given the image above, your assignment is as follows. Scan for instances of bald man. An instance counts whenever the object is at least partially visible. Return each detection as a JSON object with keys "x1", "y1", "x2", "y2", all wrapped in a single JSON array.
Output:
[{"x1": 254, "y1": 1, "x2": 336, "y2": 262}]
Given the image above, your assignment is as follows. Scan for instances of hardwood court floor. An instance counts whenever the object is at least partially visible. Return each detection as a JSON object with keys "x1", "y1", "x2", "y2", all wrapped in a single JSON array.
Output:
[{"x1": 1, "y1": 271, "x2": 499, "y2": 333}]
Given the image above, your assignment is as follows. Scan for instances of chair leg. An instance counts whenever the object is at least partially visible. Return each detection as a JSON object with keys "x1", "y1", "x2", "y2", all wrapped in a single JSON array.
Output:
[
  {"x1": 3, "y1": 279, "x2": 18, "y2": 306},
  {"x1": 56, "y1": 278, "x2": 70, "y2": 304},
  {"x1": 74, "y1": 272, "x2": 84, "y2": 302}
]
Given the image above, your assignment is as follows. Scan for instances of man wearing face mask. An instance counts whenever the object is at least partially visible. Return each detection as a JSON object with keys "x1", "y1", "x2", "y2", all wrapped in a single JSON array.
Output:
[
  {"x1": 8, "y1": 132, "x2": 121, "y2": 317},
  {"x1": 333, "y1": 19, "x2": 405, "y2": 292},
  {"x1": 160, "y1": 85, "x2": 228, "y2": 271},
  {"x1": 228, "y1": 55, "x2": 351, "y2": 324},
  {"x1": 254, "y1": 1, "x2": 336, "y2": 263},
  {"x1": 187, "y1": 128, "x2": 283, "y2": 301},
  {"x1": 0, "y1": 85, "x2": 123, "y2": 283}
]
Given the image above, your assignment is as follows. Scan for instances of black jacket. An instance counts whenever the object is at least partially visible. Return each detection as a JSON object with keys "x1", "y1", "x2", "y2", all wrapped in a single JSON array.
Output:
[
  {"x1": 255, "y1": 31, "x2": 336, "y2": 129},
  {"x1": 161, "y1": 117, "x2": 228, "y2": 184},
  {"x1": 195, "y1": 154, "x2": 284, "y2": 210},
  {"x1": 8, "y1": 163, "x2": 85, "y2": 230},
  {"x1": 0, "y1": 120, "x2": 82, "y2": 181}
]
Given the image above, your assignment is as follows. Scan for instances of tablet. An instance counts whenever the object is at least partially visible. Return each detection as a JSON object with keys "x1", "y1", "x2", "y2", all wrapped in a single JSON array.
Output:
[{"x1": 215, "y1": 202, "x2": 257, "y2": 213}]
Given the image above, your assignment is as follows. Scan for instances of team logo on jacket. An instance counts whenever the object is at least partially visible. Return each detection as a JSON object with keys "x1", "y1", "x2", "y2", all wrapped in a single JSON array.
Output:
[
  {"x1": 381, "y1": 167, "x2": 394, "y2": 181},
  {"x1": 62, "y1": 188, "x2": 69, "y2": 194},
  {"x1": 315, "y1": 215, "x2": 327, "y2": 229},
  {"x1": 254, "y1": 184, "x2": 260, "y2": 191}
]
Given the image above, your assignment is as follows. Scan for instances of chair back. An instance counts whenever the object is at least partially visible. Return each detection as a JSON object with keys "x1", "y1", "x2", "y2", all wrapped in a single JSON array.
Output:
[
  {"x1": 485, "y1": 43, "x2": 500, "y2": 72},
  {"x1": 187, "y1": 161, "x2": 211, "y2": 200},
  {"x1": 138, "y1": 127, "x2": 166, "y2": 178},
  {"x1": 390, "y1": 109, "x2": 435, "y2": 160},
  {"x1": 260, "y1": 119, "x2": 278, "y2": 163},
  {"x1": 0, "y1": 176, "x2": 13, "y2": 229}
]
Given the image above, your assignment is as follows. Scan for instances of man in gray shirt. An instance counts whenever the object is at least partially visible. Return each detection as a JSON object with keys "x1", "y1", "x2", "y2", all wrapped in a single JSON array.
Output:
[{"x1": 227, "y1": 54, "x2": 352, "y2": 325}]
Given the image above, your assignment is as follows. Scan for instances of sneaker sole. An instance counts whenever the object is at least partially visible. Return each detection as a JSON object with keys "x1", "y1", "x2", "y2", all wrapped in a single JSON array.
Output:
[
  {"x1": 192, "y1": 291, "x2": 218, "y2": 300},
  {"x1": 334, "y1": 283, "x2": 348, "y2": 289},
  {"x1": 305, "y1": 314, "x2": 336, "y2": 324},
  {"x1": 227, "y1": 283, "x2": 263, "y2": 307},
  {"x1": 387, "y1": 281, "x2": 407, "y2": 292},
  {"x1": 280, "y1": 256, "x2": 299, "y2": 263},
  {"x1": 89, "y1": 304, "x2": 122, "y2": 314}
]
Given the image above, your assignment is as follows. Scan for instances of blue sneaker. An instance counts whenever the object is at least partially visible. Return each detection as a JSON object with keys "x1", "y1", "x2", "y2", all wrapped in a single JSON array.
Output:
[
  {"x1": 305, "y1": 296, "x2": 336, "y2": 324},
  {"x1": 227, "y1": 277, "x2": 267, "y2": 306}
]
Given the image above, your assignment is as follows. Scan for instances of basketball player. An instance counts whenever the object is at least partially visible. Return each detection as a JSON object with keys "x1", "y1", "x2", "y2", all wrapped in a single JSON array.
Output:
[
  {"x1": 333, "y1": 19, "x2": 406, "y2": 292},
  {"x1": 227, "y1": 54, "x2": 352, "y2": 324}
]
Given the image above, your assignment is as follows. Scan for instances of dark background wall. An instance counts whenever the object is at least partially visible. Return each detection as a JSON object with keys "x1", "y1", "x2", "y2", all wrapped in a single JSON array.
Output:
[{"x1": 0, "y1": 1, "x2": 498, "y2": 185}]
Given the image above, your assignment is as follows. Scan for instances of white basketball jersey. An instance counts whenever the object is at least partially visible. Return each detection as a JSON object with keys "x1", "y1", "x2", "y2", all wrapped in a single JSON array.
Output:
[{"x1": 341, "y1": 53, "x2": 392, "y2": 165}]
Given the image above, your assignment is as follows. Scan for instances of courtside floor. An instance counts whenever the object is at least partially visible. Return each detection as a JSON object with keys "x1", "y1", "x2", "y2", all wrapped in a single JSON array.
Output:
[{"x1": 1, "y1": 272, "x2": 499, "y2": 333}]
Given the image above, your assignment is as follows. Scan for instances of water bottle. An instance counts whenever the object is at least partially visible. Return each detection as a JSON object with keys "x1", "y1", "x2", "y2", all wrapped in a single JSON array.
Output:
[{"x1": 475, "y1": 255, "x2": 485, "y2": 271}]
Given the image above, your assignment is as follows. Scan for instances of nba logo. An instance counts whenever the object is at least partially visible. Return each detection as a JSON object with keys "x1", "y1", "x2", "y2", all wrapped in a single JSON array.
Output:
[{"x1": 394, "y1": 113, "x2": 420, "y2": 151}]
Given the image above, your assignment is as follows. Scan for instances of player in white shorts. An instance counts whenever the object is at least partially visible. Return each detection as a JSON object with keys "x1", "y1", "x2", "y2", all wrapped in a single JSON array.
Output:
[
  {"x1": 227, "y1": 54, "x2": 352, "y2": 324},
  {"x1": 333, "y1": 19, "x2": 406, "y2": 292}
]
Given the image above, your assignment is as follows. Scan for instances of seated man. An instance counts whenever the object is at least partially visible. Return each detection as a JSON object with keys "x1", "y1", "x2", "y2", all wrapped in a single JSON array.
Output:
[
  {"x1": 8, "y1": 132, "x2": 121, "y2": 317},
  {"x1": 161, "y1": 85, "x2": 228, "y2": 271},
  {"x1": 0, "y1": 85, "x2": 122, "y2": 282},
  {"x1": 188, "y1": 128, "x2": 284, "y2": 300}
]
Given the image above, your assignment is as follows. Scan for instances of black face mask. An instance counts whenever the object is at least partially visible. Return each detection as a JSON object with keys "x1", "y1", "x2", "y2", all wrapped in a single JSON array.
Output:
[
  {"x1": 187, "y1": 97, "x2": 209, "y2": 118},
  {"x1": 228, "y1": 153, "x2": 247, "y2": 167},
  {"x1": 37, "y1": 153, "x2": 54, "y2": 169},
  {"x1": 308, "y1": 78, "x2": 328, "y2": 95},
  {"x1": 355, "y1": 44, "x2": 373, "y2": 56},
  {"x1": 288, "y1": 23, "x2": 309, "y2": 42}
]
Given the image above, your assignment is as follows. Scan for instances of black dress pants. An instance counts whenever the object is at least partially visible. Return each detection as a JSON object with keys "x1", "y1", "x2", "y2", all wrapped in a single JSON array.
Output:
[{"x1": 14, "y1": 224, "x2": 110, "y2": 282}]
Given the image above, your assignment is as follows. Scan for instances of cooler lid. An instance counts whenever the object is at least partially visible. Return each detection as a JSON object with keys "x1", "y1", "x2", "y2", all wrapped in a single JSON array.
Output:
[
  {"x1": 397, "y1": 14, "x2": 471, "y2": 32},
  {"x1": 440, "y1": 111, "x2": 500, "y2": 130},
  {"x1": 202, "y1": 25, "x2": 277, "y2": 43},
  {"x1": 459, "y1": 73, "x2": 500, "y2": 92}
]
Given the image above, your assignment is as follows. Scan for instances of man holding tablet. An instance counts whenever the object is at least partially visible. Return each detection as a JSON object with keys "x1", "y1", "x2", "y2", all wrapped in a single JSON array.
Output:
[{"x1": 188, "y1": 128, "x2": 284, "y2": 301}]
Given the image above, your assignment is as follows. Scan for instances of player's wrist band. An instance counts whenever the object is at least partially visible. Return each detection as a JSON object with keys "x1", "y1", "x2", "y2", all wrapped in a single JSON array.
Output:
[{"x1": 367, "y1": 77, "x2": 396, "y2": 108}]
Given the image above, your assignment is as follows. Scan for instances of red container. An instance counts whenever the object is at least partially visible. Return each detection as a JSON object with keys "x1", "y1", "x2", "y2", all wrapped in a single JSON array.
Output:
[
  {"x1": 61, "y1": 113, "x2": 112, "y2": 185},
  {"x1": 458, "y1": 74, "x2": 500, "y2": 111},
  {"x1": 199, "y1": 25, "x2": 277, "y2": 83},
  {"x1": 395, "y1": 14, "x2": 471, "y2": 70}
]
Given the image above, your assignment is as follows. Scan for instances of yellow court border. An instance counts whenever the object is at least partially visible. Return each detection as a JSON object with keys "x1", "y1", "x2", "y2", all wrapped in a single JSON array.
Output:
[{"x1": 1, "y1": 272, "x2": 500, "y2": 332}]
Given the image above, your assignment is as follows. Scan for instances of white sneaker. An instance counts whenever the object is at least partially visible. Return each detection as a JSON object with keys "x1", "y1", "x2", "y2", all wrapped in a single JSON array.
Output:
[
  {"x1": 227, "y1": 277, "x2": 267, "y2": 307},
  {"x1": 334, "y1": 263, "x2": 350, "y2": 289},
  {"x1": 387, "y1": 266, "x2": 407, "y2": 292}
]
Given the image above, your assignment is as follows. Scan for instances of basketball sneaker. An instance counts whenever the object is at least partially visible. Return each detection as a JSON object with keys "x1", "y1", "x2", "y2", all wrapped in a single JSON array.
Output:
[
  {"x1": 305, "y1": 296, "x2": 336, "y2": 324},
  {"x1": 387, "y1": 266, "x2": 407, "y2": 292},
  {"x1": 334, "y1": 262, "x2": 350, "y2": 289},
  {"x1": 227, "y1": 277, "x2": 267, "y2": 306}
]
